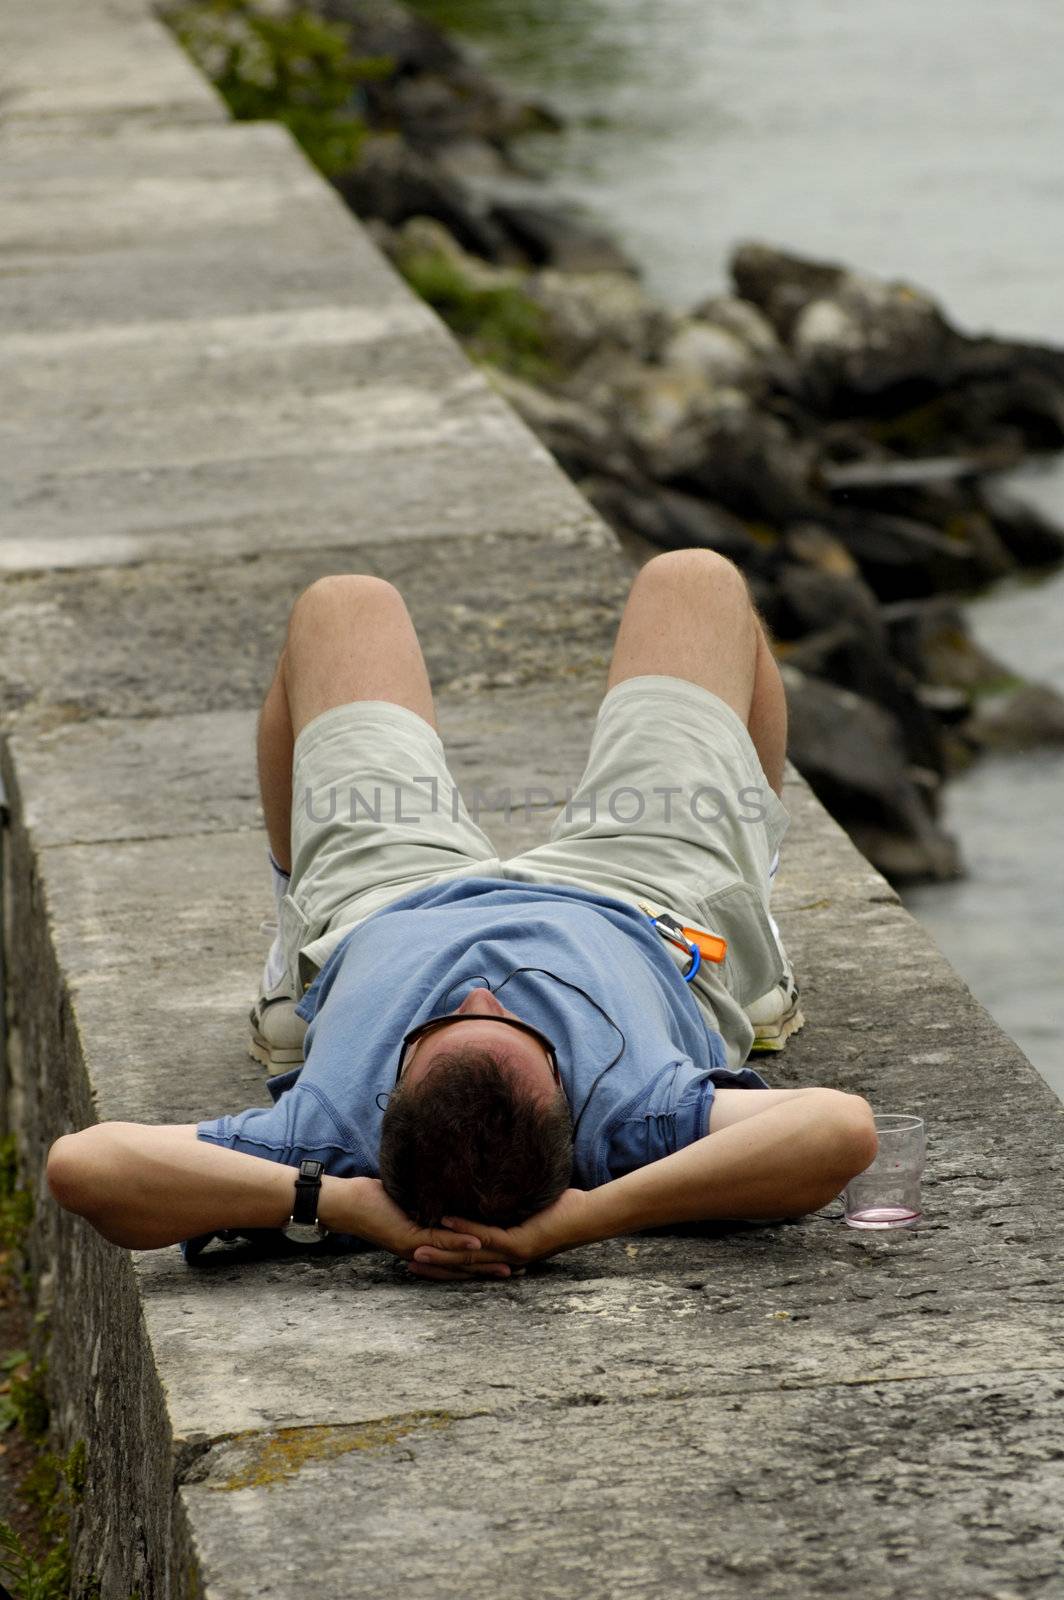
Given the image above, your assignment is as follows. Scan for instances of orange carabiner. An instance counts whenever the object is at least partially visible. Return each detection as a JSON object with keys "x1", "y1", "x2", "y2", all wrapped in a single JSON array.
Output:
[{"x1": 679, "y1": 926, "x2": 727, "y2": 964}]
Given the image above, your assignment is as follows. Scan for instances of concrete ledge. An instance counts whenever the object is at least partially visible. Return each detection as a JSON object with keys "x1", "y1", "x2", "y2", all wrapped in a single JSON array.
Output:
[
  {"x1": 0, "y1": 534, "x2": 624, "y2": 726},
  {"x1": 1, "y1": 0, "x2": 225, "y2": 129},
  {"x1": 3, "y1": 2, "x2": 1063, "y2": 1596},
  {"x1": 0, "y1": 122, "x2": 401, "y2": 335},
  {"x1": 0, "y1": 120, "x2": 599, "y2": 572},
  {"x1": 180, "y1": 1373, "x2": 1064, "y2": 1599}
]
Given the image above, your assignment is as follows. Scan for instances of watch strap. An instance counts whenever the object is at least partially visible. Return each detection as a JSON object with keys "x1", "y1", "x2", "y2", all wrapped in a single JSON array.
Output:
[{"x1": 291, "y1": 1159, "x2": 325, "y2": 1226}]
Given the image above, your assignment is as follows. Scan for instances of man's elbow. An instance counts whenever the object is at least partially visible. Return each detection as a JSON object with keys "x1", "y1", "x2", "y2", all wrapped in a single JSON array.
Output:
[
  {"x1": 774, "y1": 1090, "x2": 877, "y2": 1220},
  {"x1": 820, "y1": 1089, "x2": 878, "y2": 1184},
  {"x1": 47, "y1": 1126, "x2": 110, "y2": 1221}
]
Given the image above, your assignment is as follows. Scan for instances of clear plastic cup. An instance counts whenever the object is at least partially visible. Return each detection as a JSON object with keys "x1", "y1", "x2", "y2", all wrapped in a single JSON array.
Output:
[{"x1": 843, "y1": 1113, "x2": 925, "y2": 1229}]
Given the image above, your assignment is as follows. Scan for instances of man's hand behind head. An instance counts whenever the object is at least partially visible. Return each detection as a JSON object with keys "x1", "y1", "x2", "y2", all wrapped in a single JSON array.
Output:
[
  {"x1": 405, "y1": 1187, "x2": 594, "y2": 1282},
  {"x1": 344, "y1": 1177, "x2": 514, "y2": 1279}
]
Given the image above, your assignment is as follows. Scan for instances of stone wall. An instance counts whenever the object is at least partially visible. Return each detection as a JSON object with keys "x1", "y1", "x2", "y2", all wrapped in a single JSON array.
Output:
[{"x1": 1, "y1": 3, "x2": 1062, "y2": 1596}]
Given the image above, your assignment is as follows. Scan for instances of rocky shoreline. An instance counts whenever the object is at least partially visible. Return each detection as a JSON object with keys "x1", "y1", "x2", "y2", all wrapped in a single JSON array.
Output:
[{"x1": 168, "y1": 0, "x2": 1064, "y2": 883}]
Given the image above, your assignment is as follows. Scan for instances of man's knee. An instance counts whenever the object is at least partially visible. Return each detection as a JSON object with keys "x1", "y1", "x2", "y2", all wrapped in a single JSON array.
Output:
[
  {"x1": 288, "y1": 574, "x2": 407, "y2": 636},
  {"x1": 636, "y1": 548, "x2": 753, "y2": 612}
]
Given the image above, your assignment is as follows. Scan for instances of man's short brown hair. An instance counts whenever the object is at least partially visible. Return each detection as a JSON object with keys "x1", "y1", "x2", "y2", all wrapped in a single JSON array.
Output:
[{"x1": 378, "y1": 1046, "x2": 573, "y2": 1227}]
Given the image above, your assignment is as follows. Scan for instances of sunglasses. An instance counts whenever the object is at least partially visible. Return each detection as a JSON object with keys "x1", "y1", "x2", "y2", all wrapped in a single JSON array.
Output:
[{"x1": 395, "y1": 1011, "x2": 561, "y2": 1087}]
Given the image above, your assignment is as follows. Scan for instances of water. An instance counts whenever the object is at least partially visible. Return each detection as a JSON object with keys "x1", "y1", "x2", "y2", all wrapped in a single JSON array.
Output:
[
  {"x1": 844, "y1": 1207, "x2": 921, "y2": 1231},
  {"x1": 905, "y1": 479, "x2": 1064, "y2": 1097},
  {"x1": 416, "y1": 0, "x2": 1064, "y2": 339},
  {"x1": 412, "y1": 0, "x2": 1064, "y2": 1097}
]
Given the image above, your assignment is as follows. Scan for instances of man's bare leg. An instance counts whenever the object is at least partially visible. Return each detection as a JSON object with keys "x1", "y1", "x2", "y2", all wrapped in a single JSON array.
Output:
[
  {"x1": 604, "y1": 550, "x2": 799, "y2": 1040},
  {"x1": 257, "y1": 575, "x2": 437, "y2": 873},
  {"x1": 258, "y1": 665, "x2": 297, "y2": 872},
  {"x1": 747, "y1": 622, "x2": 788, "y2": 797},
  {"x1": 605, "y1": 549, "x2": 787, "y2": 794}
]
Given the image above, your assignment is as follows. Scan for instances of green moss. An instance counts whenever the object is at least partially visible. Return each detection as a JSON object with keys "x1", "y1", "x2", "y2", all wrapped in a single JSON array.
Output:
[
  {"x1": 184, "y1": 1551, "x2": 205, "y2": 1600},
  {"x1": 0, "y1": 1440, "x2": 89, "y2": 1600},
  {"x1": 20, "y1": 1452, "x2": 64, "y2": 1522},
  {"x1": 63, "y1": 1439, "x2": 87, "y2": 1503},
  {"x1": 400, "y1": 250, "x2": 557, "y2": 381},
  {"x1": 0, "y1": 1159, "x2": 93, "y2": 1596},
  {"x1": 9, "y1": 1358, "x2": 49, "y2": 1442},
  {"x1": 165, "y1": 0, "x2": 392, "y2": 176},
  {"x1": 0, "y1": 1134, "x2": 33, "y2": 1254},
  {"x1": 968, "y1": 671, "x2": 1026, "y2": 700},
  {"x1": 214, "y1": 1412, "x2": 455, "y2": 1492},
  {"x1": 0, "y1": 1132, "x2": 96, "y2": 1594}
]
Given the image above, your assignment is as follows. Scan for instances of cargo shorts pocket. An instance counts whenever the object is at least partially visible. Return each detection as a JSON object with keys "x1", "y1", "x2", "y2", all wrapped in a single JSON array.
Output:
[
  {"x1": 279, "y1": 892, "x2": 314, "y2": 997},
  {"x1": 693, "y1": 880, "x2": 784, "y2": 1010}
]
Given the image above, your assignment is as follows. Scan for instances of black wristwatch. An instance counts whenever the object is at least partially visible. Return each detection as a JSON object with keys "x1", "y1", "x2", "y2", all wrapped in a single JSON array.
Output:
[{"x1": 281, "y1": 1159, "x2": 328, "y2": 1245}]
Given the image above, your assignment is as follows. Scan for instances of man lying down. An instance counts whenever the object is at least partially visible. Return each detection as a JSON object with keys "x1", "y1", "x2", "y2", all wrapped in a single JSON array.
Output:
[{"x1": 47, "y1": 555, "x2": 877, "y2": 1280}]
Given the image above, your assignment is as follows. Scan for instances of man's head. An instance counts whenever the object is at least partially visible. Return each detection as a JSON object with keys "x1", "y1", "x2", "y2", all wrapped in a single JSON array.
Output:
[{"x1": 378, "y1": 987, "x2": 573, "y2": 1227}]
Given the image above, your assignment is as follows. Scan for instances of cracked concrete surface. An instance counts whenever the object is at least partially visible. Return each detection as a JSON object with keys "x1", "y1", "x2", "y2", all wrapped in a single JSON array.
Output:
[
  {"x1": 181, "y1": 1375, "x2": 1064, "y2": 1599},
  {"x1": 2, "y1": 1, "x2": 1063, "y2": 1597}
]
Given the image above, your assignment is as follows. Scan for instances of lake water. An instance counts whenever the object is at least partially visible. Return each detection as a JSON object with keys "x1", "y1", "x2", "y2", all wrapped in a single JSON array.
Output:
[{"x1": 412, "y1": 0, "x2": 1064, "y2": 1097}]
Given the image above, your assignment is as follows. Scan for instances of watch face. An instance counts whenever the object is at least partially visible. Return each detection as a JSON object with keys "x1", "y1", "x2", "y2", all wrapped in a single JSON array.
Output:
[{"x1": 282, "y1": 1221, "x2": 326, "y2": 1246}]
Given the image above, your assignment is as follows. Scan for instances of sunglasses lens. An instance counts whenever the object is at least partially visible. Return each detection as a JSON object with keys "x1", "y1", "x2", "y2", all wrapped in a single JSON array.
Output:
[{"x1": 400, "y1": 1013, "x2": 558, "y2": 1079}]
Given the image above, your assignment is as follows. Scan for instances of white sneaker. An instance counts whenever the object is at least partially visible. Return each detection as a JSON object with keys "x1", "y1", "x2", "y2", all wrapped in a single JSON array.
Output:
[
  {"x1": 747, "y1": 850, "x2": 805, "y2": 1051},
  {"x1": 248, "y1": 994, "x2": 307, "y2": 1071},
  {"x1": 746, "y1": 971, "x2": 805, "y2": 1053}
]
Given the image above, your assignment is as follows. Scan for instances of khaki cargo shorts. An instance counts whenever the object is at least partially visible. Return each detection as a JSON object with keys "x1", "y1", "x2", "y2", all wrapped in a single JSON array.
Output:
[{"x1": 280, "y1": 673, "x2": 790, "y2": 1066}]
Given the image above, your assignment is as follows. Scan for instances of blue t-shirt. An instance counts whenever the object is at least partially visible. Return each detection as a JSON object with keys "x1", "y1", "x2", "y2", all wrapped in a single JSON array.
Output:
[{"x1": 193, "y1": 877, "x2": 767, "y2": 1254}]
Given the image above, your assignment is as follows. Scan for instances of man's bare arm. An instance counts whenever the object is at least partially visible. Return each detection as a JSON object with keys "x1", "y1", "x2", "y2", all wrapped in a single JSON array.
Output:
[
  {"x1": 410, "y1": 1087, "x2": 877, "y2": 1277},
  {"x1": 49, "y1": 1123, "x2": 321, "y2": 1248},
  {"x1": 577, "y1": 1086, "x2": 875, "y2": 1235},
  {"x1": 46, "y1": 1123, "x2": 500, "y2": 1268}
]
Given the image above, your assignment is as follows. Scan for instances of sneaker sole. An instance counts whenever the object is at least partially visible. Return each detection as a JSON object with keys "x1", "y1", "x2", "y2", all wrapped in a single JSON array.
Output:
[
  {"x1": 248, "y1": 1027, "x2": 305, "y2": 1071},
  {"x1": 749, "y1": 1004, "x2": 806, "y2": 1053}
]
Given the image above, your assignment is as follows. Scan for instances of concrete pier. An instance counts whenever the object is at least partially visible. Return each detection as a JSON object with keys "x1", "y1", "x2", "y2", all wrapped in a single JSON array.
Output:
[{"x1": 2, "y1": 3, "x2": 1062, "y2": 1595}]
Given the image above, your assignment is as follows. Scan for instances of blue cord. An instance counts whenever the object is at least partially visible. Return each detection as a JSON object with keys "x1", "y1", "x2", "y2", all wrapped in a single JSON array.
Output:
[{"x1": 644, "y1": 913, "x2": 701, "y2": 982}]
